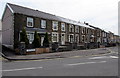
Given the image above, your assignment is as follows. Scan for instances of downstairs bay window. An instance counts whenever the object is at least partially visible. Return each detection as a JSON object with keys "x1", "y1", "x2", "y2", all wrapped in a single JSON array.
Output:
[
  {"x1": 27, "y1": 32, "x2": 34, "y2": 44},
  {"x1": 52, "y1": 32, "x2": 59, "y2": 42},
  {"x1": 69, "y1": 34, "x2": 74, "y2": 43}
]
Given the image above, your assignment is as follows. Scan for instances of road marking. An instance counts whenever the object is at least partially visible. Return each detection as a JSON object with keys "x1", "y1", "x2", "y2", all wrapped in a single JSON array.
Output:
[
  {"x1": 66, "y1": 61, "x2": 106, "y2": 66},
  {"x1": 69, "y1": 56, "x2": 81, "y2": 59},
  {"x1": 56, "y1": 58, "x2": 64, "y2": 60},
  {"x1": 2, "y1": 67, "x2": 43, "y2": 72},
  {"x1": 89, "y1": 56, "x2": 109, "y2": 59},
  {"x1": 89, "y1": 56, "x2": 118, "y2": 60},
  {"x1": 109, "y1": 56, "x2": 118, "y2": 59},
  {"x1": 72, "y1": 56, "x2": 81, "y2": 58}
]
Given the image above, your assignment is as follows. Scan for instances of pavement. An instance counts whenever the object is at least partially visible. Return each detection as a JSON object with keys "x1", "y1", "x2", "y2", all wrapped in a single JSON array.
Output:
[
  {"x1": 2, "y1": 46, "x2": 118, "y2": 76},
  {"x1": 2, "y1": 47, "x2": 117, "y2": 61}
]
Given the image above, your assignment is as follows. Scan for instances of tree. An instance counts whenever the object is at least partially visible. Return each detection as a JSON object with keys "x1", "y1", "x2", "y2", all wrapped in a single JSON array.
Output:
[
  {"x1": 32, "y1": 31, "x2": 40, "y2": 48},
  {"x1": 43, "y1": 32, "x2": 49, "y2": 47},
  {"x1": 20, "y1": 27, "x2": 29, "y2": 48}
]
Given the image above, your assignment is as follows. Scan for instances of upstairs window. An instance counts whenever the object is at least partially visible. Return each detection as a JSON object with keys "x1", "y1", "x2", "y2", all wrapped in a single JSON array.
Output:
[
  {"x1": 61, "y1": 23, "x2": 65, "y2": 31},
  {"x1": 97, "y1": 30, "x2": 100, "y2": 36},
  {"x1": 41, "y1": 20, "x2": 46, "y2": 28},
  {"x1": 72, "y1": 25, "x2": 74, "y2": 32},
  {"x1": 82, "y1": 27, "x2": 85, "y2": 34},
  {"x1": 27, "y1": 17, "x2": 33, "y2": 27},
  {"x1": 52, "y1": 21, "x2": 58, "y2": 30},
  {"x1": 86, "y1": 28, "x2": 89, "y2": 34},
  {"x1": 69, "y1": 24, "x2": 74, "y2": 32},
  {"x1": 75, "y1": 26, "x2": 79, "y2": 33}
]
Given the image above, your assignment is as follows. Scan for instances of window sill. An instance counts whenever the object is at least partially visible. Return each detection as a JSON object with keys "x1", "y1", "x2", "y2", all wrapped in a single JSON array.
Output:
[
  {"x1": 61, "y1": 30, "x2": 65, "y2": 32},
  {"x1": 53, "y1": 29, "x2": 58, "y2": 31},
  {"x1": 27, "y1": 26, "x2": 34, "y2": 28}
]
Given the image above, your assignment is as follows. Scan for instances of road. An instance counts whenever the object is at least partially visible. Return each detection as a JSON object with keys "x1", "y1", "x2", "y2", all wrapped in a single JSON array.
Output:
[{"x1": 2, "y1": 47, "x2": 118, "y2": 76}]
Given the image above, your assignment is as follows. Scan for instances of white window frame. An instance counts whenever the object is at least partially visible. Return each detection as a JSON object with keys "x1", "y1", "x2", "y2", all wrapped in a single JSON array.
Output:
[
  {"x1": 97, "y1": 31, "x2": 99, "y2": 36},
  {"x1": 52, "y1": 32, "x2": 59, "y2": 42},
  {"x1": 27, "y1": 17, "x2": 34, "y2": 27},
  {"x1": 26, "y1": 32, "x2": 34, "y2": 44},
  {"x1": 82, "y1": 35, "x2": 85, "y2": 42},
  {"x1": 86, "y1": 28, "x2": 89, "y2": 34},
  {"x1": 69, "y1": 34, "x2": 74, "y2": 43},
  {"x1": 52, "y1": 21, "x2": 58, "y2": 31},
  {"x1": 72, "y1": 25, "x2": 74, "y2": 32},
  {"x1": 61, "y1": 23, "x2": 65, "y2": 31},
  {"x1": 41, "y1": 20, "x2": 46, "y2": 28},
  {"x1": 69, "y1": 24, "x2": 74, "y2": 32}
]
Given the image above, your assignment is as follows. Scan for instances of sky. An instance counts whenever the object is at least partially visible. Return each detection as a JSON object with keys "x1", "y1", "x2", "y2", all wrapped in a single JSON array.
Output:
[{"x1": 0, "y1": 0, "x2": 119, "y2": 35}]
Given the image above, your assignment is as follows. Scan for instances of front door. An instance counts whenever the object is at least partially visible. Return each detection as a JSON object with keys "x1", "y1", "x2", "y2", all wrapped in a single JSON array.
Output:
[
  {"x1": 61, "y1": 34, "x2": 65, "y2": 45},
  {"x1": 41, "y1": 37, "x2": 44, "y2": 46}
]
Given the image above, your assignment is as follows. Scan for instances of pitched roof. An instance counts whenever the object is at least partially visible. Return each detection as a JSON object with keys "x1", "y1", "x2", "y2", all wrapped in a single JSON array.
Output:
[{"x1": 7, "y1": 3, "x2": 91, "y2": 28}]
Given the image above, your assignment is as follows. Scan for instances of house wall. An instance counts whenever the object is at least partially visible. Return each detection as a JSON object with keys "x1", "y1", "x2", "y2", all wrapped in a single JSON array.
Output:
[
  {"x1": 2, "y1": 5, "x2": 14, "y2": 48},
  {"x1": 13, "y1": 13, "x2": 101, "y2": 47},
  {"x1": 14, "y1": 14, "x2": 67, "y2": 45},
  {"x1": 14, "y1": 14, "x2": 51, "y2": 45},
  {"x1": 14, "y1": 13, "x2": 26, "y2": 46},
  {"x1": 79, "y1": 26, "x2": 82, "y2": 43},
  {"x1": 46, "y1": 19, "x2": 52, "y2": 42}
]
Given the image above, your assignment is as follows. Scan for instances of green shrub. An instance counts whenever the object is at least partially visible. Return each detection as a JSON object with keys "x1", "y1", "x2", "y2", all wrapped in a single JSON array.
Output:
[
  {"x1": 43, "y1": 32, "x2": 49, "y2": 47},
  {"x1": 32, "y1": 31, "x2": 40, "y2": 48},
  {"x1": 20, "y1": 27, "x2": 29, "y2": 48}
]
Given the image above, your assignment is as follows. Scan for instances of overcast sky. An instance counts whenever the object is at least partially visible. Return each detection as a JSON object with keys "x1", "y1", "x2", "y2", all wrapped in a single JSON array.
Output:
[{"x1": 0, "y1": 0, "x2": 119, "y2": 35}]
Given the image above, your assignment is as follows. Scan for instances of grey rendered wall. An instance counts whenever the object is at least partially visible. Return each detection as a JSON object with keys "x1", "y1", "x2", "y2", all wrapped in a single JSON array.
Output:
[{"x1": 2, "y1": 5, "x2": 14, "y2": 48}]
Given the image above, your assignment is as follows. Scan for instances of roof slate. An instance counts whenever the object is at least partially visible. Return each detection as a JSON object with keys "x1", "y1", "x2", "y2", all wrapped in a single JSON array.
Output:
[{"x1": 7, "y1": 3, "x2": 91, "y2": 28}]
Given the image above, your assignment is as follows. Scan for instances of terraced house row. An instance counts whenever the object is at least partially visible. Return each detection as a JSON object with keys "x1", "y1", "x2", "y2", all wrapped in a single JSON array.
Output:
[{"x1": 2, "y1": 3, "x2": 120, "y2": 50}]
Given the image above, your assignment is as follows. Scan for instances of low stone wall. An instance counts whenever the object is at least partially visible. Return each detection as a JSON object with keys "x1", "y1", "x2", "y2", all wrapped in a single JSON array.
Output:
[
  {"x1": 35, "y1": 48, "x2": 50, "y2": 54},
  {"x1": 26, "y1": 48, "x2": 50, "y2": 54}
]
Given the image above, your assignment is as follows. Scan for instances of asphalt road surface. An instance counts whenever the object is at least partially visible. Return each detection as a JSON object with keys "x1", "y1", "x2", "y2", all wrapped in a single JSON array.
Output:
[{"x1": 2, "y1": 47, "x2": 118, "y2": 76}]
